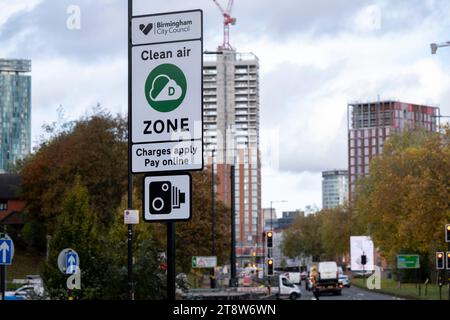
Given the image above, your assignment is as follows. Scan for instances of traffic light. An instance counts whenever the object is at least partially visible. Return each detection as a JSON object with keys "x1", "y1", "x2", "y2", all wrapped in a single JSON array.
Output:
[
  {"x1": 446, "y1": 252, "x2": 450, "y2": 270},
  {"x1": 446, "y1": 224, "x2": 450, "y2": 243},
  {"x1": 436, "y1": 252, "x2": 445, "y2": 270},
  {"x1": 361, "y1": 254, "x2": 367, "y2": 265},
  {"x1": 267, "y1": 258, "x2": 274, "y2": 275},
  {"x1": 267, "y1": 231, "x2": 273, "y2": 248}
]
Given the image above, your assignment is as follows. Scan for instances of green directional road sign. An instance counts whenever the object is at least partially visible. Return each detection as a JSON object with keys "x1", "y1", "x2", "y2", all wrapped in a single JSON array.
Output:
[
  {"x1": 145, "y1": 64, "x2": 187, "y2": 113},
  {"x1": 397, "y1": 254, "x2": 420, "y2": 269}
]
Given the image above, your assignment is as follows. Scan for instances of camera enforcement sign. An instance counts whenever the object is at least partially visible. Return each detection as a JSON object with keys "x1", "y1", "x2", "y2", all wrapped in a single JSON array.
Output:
[
  {"x1": 143, "y1": 173, "x2": 192, "y2": 222},
  {"x1": 130, "y1": 10, "x2": 203, "y2": 173}
]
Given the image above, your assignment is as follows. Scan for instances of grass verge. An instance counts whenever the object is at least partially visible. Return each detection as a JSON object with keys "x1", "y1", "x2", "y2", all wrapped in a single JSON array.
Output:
[{"x1": 352, "y1": 277, "x2": 449, "y2": 300}]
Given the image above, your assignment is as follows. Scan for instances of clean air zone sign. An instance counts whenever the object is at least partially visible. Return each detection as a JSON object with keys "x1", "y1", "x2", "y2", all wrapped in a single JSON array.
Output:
[{"x1": 131, "y1": 10, "x2": 203, "y2": 173}]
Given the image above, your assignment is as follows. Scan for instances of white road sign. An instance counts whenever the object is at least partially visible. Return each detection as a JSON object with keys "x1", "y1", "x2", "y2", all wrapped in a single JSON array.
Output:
[
  {"x1": 130, "y1": 10, "x2": 203, "y2": 174},
  {"x1": 192, "y1": 256, "x2": 217, "y2": 268},
  {"x1": 143, "y1": 173, "x2": 192, "y2": 222},
  {"x1": 124, "y1": 209, "x2": 140, "y2": 225}
]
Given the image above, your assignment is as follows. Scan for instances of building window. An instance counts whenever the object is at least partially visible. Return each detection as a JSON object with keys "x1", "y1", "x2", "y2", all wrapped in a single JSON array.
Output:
[{"x1": 0, "y1": 202, "x2": 7, "y2": 211}]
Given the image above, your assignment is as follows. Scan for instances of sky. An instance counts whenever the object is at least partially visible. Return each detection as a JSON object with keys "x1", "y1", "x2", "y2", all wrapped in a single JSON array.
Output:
[{"x1": 1, "y1": 0, "x2": 450, "y2": 216}]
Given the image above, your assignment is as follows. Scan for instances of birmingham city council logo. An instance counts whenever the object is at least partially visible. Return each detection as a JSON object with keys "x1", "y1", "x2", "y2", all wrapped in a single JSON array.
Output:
[{"x1": 145, "y1": 63, "x2": 187, "y2": 113}]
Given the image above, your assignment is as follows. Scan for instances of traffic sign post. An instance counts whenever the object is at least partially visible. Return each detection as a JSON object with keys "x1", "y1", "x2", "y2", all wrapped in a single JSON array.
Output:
[
  {"x1": 397, "y1": 254, "x2": 421, "y2": 294},
  {"x1": 129, "y1": 6, "x2": 203, "y2": 301},
  {"x1": 0, "y1": 233, "x2": 14, "y2": 300}
]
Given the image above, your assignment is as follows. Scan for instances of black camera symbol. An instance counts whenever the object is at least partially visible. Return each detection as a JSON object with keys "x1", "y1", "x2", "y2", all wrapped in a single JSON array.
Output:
[{"x1": 149, "y1": 181, "x2": 185, "y2": 215}]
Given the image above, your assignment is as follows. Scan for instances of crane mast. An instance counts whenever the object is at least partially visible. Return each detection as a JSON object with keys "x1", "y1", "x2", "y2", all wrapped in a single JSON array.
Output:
[{"x1": 212, "y1": 0, "x2": 236, "y2": 50}]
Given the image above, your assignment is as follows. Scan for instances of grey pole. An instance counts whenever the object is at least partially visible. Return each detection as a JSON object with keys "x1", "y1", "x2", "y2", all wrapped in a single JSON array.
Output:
[
  {"x1": 127, "y1": 0, "x2": 134, "y2": 301},
  {"x1": 0, "y1": 265, "x2": 5, "y2": 300},
  {"x1": 211, "y1": 149, "x2": 216, "y2": 289},
  {"x1": 230, "y1": 165, "x2": 237, "y2": 287},
  {"x1": 167, "y1": 223, "x2": 176, "y2": 300}
]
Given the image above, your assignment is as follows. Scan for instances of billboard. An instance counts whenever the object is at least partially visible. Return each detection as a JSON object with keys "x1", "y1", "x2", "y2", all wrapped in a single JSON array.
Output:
[{"x1": 350, "y1": 236, "x2": 375, "y2": 271}]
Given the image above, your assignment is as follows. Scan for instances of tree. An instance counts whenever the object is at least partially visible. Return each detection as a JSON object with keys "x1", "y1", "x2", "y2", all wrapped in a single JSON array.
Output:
[
  {"x1": 149, "y1": 171, "x2": 231, "y2": 274},
  {"x1": 354, "y1": 127, "x2": 450, "y2": 266},
  {"x1": 282, "y1": 213, "x2": 323, "y2": 261},
  {"x1": 282, "y1": 206, "x2": 359, "y2": 263},
  {"x1": 319, "y1": 206, "x2": 353, "y2": 262},
  {"x1": 42, "y1": 177, "x2": 102, "y2": 299},
  {"x1": 20, "y1": 110, "x2": 128, "y2": 243},
  {"x1": 101, "y1": 194, "x2": 166, "y2": 300},
  {"x1": 21, "y1": 109, "x2": 232, "y2": 294}
]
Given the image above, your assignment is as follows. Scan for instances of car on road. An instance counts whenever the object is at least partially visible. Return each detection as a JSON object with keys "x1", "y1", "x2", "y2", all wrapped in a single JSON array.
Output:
[
  {"x1": 338, "y1": 274, "x2": 351, "y2": 288},
  {"x1": 5, "y1": 285, "x2": 38, "y2": 300},
  {"x1": 272, "y1": 274, "x2": 302, "y2": 300},
  {"x1": 315, "y1": 261, "x2": 341, "y2": 296}
]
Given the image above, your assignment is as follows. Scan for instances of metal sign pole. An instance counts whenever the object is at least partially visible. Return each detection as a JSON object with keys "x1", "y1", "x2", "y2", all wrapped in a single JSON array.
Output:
[
  {"x1": 211, "y1": 150, "x2": 216, "y2": 289},
  {"x1": 127, "y1": 0, "x2": 134, "y2": 301},
  {"x1": 167, "y1": 222, "x2": 176, "y2": 300},
  {"x1": 229, "y1": 165, "x2": 237, "y2": 287}
]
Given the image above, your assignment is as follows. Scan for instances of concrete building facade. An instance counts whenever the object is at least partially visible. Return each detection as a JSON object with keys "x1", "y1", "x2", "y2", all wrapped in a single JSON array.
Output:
[
  {"x1": 322, "y1": 170, "x2": 348, "y2": 209},
  {"x1": 203, "y1": 50, "x2": 262, "y2": 267}
]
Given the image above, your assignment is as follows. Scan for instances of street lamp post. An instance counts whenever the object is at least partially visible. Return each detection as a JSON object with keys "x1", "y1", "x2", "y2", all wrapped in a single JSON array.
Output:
[{"x1": 430, "y1": 41, "x2": 450, "y2": 54}]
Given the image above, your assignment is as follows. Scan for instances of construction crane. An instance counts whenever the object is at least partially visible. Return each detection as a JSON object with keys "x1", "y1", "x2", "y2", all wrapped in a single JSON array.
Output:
[{"x1": 212, "y1": 0, "x2": 236, "y2": 50}]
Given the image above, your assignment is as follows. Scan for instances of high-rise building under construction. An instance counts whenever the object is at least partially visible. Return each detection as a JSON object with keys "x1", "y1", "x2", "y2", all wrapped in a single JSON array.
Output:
[
  {"x1": 203, "y1": 49, "x2": 262, "y2": 267},
  {"x1": 347, "y1": 100, "x2": 439, "y2": 201}
]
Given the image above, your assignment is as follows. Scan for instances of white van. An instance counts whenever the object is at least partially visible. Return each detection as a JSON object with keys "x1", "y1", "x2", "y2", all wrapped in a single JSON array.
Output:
[
  {"x1": 316, "y1": 261, "x2": 341, "y2": 295},
  {"x1": 272, "y1": 275, "x2": 302, "y2": 300}
]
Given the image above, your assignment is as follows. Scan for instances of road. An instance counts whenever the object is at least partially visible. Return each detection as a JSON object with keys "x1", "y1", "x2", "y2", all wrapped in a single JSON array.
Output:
[{"x1": 298, "y1": 285, "x2": 403, "y2": 300}]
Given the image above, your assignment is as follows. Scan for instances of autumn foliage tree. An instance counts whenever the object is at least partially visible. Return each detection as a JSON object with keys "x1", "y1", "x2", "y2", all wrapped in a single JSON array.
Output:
[
  {"x1": 19, "y1": 109, "x2": 231, "y2": 287},
  {"x1": 282, "y1": 206, "x2": 359, "y2": 262},
  {"x1": 20, "y1": 110, "x2": 127, "y2": 249},
  {"x1": 354, "y1": 127, "x2": 450, "y2": 267}
]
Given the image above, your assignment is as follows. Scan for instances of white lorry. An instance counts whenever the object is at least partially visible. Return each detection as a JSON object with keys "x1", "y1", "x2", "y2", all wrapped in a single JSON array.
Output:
[
  {"x1": 315, "y1": 261, "x2": 341, "y2": 296},
  {"x1": 270, "y1": 275, "x2": 302, "y2": 300}
]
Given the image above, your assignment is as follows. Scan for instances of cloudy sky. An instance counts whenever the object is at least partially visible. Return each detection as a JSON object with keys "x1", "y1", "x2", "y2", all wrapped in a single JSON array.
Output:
[{"x1": 1, "y1": 0, "x2": 450, "y2": 216}]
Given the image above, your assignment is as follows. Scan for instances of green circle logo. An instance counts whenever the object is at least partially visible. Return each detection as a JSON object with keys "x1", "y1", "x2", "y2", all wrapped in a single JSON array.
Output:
[{"x1": 145, "y1": 64, "x2": 187, "y2": 112}]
